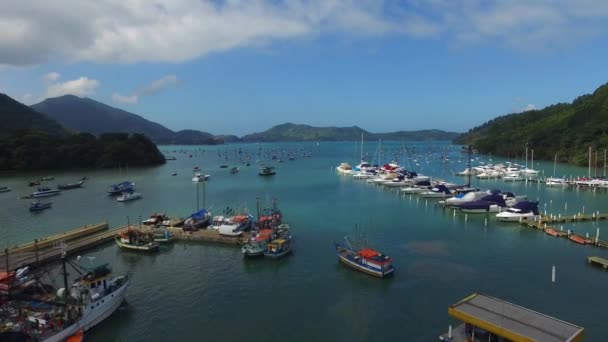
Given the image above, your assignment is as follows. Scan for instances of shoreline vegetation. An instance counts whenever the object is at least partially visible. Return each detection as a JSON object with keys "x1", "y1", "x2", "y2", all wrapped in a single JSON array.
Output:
[{"x1": 0, "y1": 131, "x2": 165, "y2": 171}]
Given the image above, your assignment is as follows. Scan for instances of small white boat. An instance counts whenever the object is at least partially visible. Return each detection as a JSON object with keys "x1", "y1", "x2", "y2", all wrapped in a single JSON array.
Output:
[
  {"x1": 419, "y1": 185, "x2": 452, "y2": 198},
  {"x1": 27, "y1": 187, "x2": 61, "y2": 198},
  {"x1": 496, "y1": 201, "x2": 540, "y2": 222},
  {"x1": 503, "y1": 172, "x2": 523, "y2": 181},
  {"x1": 443, "y1": 191, "x2": 489, "y2": 206},
  {"x1": 116, "y1": 192, "x2": 142, "y2": 202},
  {"x1": 400, "y1": 186, "x2": 428, "y2": 194},
  {"x1": 192, "y1": 172, "x2": 210, "y2": 182},
  {"x1": 545, "y1": 177, "x2": 567, "y2": 186},
  {"x1": 336, "y1": 162, "x2": 353, "y2": 174}
]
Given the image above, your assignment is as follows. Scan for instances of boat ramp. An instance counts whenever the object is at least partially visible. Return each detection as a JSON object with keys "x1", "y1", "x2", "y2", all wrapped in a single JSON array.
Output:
[
  {"x1": 1, "y1": 222, "x2": 251, "y2": 272},
  {"x1": 439, "y1": 293, "x2": 585, "y2": 342}
]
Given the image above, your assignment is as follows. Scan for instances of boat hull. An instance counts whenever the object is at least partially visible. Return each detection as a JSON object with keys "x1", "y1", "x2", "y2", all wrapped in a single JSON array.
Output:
[
  {"x1": 337, "y1": 254, "x2": 394, "y2": 278},
  {"x1": 115, "y1": 237, "x2": 159, "y2": 251},
  {"x1": 264, "y1": 249, "x2": 292, "y2": 258},
  {"x1": 43, "y1": 276, "x2": 130, "y2": 342}
]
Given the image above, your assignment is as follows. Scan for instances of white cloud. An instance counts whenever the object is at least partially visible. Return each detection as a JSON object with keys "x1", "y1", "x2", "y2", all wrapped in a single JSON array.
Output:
[
  {"x1": 0, "y1": 0, "x2": 607, "y2": 66},
  {"x1": 45, "y1": 77, "x2": 100, "y2": 98},
  {"x1": 43, "y1": 72, "x2": 61, "y2": 83},
  {"x1": 112, "y1": 74, "x2": 179, "y2": 105},
  {"x1": 522, "y1": 104, "x2": 537, "y2": 112},
  {"x1": 111, "y1": 93, "x2": 138, "y2": 104},
  {"x1": 21, "y1": 93, "x2": 33, "y2": 104}
]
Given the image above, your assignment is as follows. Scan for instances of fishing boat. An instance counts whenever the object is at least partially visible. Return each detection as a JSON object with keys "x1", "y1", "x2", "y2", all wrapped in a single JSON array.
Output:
[
  {"x1": 336, "y1": 162, "x2": 353, "y2": 174},
  {"x1": 264, "y1": 236, "x2": 293, "y2": 258},
  {"x1": 27, "y1": 187, "x2": 61, "y2": 198},
  {"x1": 241, "y1": 229, "x2": 274, "y2": 257},
  {"x1": 0, "y1": 260, "x2": 129, "y2": 341},
  {"x1": 192, "y1": 172, "x2": 210, "y2": 182},
  {"x1": 108, "y1": 181, "x2": 135, "y2": 194},
  {"x1": 334, "y1": 237, "x2": 394, "y2": 278},
  {"x1": 153, "y1": 230, "x2": 174, "y2": 243},
  {"x1": 29, "y1": 201, "x2": 52, "y2": 212},
  {"x1": 495, "y1": 201, "x2": 540, "y2": 222},
  {"x1": 0, "y1": 186, "x2": 10, "y2": 193},
  {"x1": 258, "y1": 166, "x2": 276, "y2": 176},
  {"x1": 116, "y1": 192, "x2": 142, "y2": 202},
  {"x1": 183, "y1": 209, "x2": 211, "y2": 231},
  {"x1": 115, "y1": 229, "x2": 159, "y2": 251},
  {"x1": 57, "y1": 180, "x2": 85, "y2": 190}
]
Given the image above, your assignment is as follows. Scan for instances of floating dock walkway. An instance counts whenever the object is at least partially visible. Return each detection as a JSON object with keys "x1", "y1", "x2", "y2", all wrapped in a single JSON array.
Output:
[
  {"x1": 519, "y1": 213, "x2": 608, "y2": 249},
  {"x1": 1, "y1": 222, "x2": 251, "y2": 272},
  {"x1": 587, "y1": 256, "x2": 608, "y2": 270}
]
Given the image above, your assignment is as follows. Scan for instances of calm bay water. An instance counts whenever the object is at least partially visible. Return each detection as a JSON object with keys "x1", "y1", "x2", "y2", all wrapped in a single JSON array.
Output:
[{"x1": 1, "y1": 141, "x2": 607, "y2": 341}]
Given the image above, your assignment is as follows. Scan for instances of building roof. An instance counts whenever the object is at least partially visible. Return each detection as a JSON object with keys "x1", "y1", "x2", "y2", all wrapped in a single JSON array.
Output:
[{"x1": 448, "y1": 293, "x2": 584, "y2": 342}]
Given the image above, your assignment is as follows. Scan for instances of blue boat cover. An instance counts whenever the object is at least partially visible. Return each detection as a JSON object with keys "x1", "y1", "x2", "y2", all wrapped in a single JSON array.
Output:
[
  {"x1": 190, "y1": 209, "x2": 209, "y2": 219},
  {"x1": 511, "y1": 201, "x2": 539, "y2": 214}
]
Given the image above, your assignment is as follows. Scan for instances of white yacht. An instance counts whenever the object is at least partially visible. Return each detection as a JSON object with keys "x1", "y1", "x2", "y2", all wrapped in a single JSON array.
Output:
[
  {"x1": 116, "y1": 192, "x2": 142, "y2": 202},
  {"x1": 336, "y1": 162, "x2": 353, "y2": 175},
  {"x1": 496, "y1": 201, "x2": 540, "y2": 222},
  {"x1": 192, "y1": 172, "x2": 210, "y2": 182}
]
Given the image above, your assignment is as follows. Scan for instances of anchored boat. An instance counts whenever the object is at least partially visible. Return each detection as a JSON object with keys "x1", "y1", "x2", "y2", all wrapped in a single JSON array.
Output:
[
  {"x1": 334, "y1": 237, "x2": 394, "y2": 278},
  {"x1": 57, "y1": 180, "x2": 85, "y2": 190},
  {"x1": 29, "y1": 200, "x2": 52, "y2": 212},
  {"x1": 258, "y1": 166, "x2": 276, "y2": 176},
  {"x1": 496, "y1": 201, "x2": 540, "y2": 222},
  {"x1": 264, "y1": 234, "x2": 293, "y2": 259},
  {"x1": 242, "y1": 228, "x2": 274, "y2": 257},
  {"x1": 108, "y1": 181, "x2": 135, "y2": 195},
  {"x1": 116, "y1": 192, "x2": 142, "y2": 202},
  {"x1": 115, "y1": 229, "x2": 159, "y2": 251}
]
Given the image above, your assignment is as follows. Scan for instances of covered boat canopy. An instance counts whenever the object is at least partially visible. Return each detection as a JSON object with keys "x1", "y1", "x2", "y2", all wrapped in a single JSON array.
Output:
[
  {"x1": 190, "y1": 209, "x2": 209, "y2": 220},
  {"x1": 448, "y1": 293, "x2": 584, "y2": 342},
  {"x1": 510, "y1": 201, "x2": 540, "y2": 214}
]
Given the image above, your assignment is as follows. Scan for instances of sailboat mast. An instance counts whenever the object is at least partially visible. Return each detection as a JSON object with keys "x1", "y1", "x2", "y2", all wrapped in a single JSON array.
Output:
[
  {"x1": 589, "y1": 146, "x2": 592, "y2": 178},
  {"x1": 531, "y1": 149, "x2": 534, "y2": 170},
  {"x1": 467, "y1": 145, "x2": 472, "y2": 188},
  {"x1": 360, "y1": 132, "x2": 364, "y2": 163},
  {"x1": 525, "y1": 144, "x2": 528, "y2": 169},
  {"x1": 553, "y1": 154, "x2": 557, "y2": 177}
]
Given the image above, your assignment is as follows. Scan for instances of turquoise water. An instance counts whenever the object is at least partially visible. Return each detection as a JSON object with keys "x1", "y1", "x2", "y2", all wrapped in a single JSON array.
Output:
[{"x1": 1, "y1": 141, "x2": 607, "y2": 341}]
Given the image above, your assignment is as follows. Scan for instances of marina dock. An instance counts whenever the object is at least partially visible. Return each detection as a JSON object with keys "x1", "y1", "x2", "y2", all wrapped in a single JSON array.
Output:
[
  {"x1": 587, "y1": 256, "x2": 608, "y2": 270},
  {"x1": 518, "y1": 214, "x2": 608, "y2": 249},
  {"x1": 1, "y1": 222, "x2": 252, "y2": 272},
  {"x1": 439, "y1": 293, "x2": 585, "y2": 342}
]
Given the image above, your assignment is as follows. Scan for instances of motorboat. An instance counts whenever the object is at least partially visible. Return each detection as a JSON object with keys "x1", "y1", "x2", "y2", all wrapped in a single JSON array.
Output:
[
  {"x1": 0, "y1": 186, "x2": 11, "y2": 193},
  {"x1": 57, "y1": 180, "x2": 85, "y2": 190},
  {"x1": 229, "y1": 167, "x2": 239, "y2": 174},
  {"x1": 192, "y1": 172, "x2": 210, "y2": 182},
  {"x1": 419, "y1": 184, "x2": 453, "y2": 198},
  {"x1": 258, "y1": 166, "x2": 276, "y2": 176},
  {"x1": 116, "y1": 192, "x2": 142, "y2": 202},
  {"x1": 495, "y1": 201, "x2": 540, "y2": 222},
  {"x1": 184, "y1": 209, "x2": 211, "y2": 231},
  {"x1": 29, "y1": 201, "x2": 52, "y2": 212},
  {"x1": 458, "y1": 194, "x2": 507, "y2": 213},
  {"x1": 336, "y1": 162, "x2": 353, "y2": 174},
  {"x1": 502, "y1": 172, "x2": 523, "y2": 181},
  {"x1": 334, "y1": 238, "x2": 394, "y2": 278},
  {"x1": 545, "y1": 177, "x2": 568, "y2": 186},
  {"x1": 108, "y1": 181, "x2": 135, "y2": 194},
  {"x1": 400, "y1": 186, "x2": 429, "y2": 194},
  {"x1": 443, "y1": 190, "x2": 489, "y2": 207},
  {"x1": 27, "y1": 187, "x2": 61, "y2": 198},
  {"x1": 142, "y1": 213, "x2": 169, "y2": 226}
]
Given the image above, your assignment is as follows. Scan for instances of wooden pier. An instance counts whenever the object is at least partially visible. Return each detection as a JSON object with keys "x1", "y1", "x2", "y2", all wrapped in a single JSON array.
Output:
[
  {"x1": 587, "y1": 256, "x2": 608, "y2": 270},
  {"x1": 517, "y1": 213, "x2": 608, "y2": 250},
  {"x1": 1, "y1": 222, "x2": 252, "y2": 272}
]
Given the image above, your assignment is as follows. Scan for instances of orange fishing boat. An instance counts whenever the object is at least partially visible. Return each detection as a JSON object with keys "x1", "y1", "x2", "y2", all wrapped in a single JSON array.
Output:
[
  {"x1": 569, "y1": 235, "x2": 587, "y2": 245},
  {"x1": 545, "y1": 228, "x2": 559, "y2": 237}
]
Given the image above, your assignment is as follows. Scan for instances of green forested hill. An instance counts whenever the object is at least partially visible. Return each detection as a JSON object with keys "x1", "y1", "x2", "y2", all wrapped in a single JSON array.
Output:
[
  {"x1": 0, "y1": 93, "x2": 67, "y2": 136},
  {"x1": 455, "y1": 82, "x2": 608, "y2": 165},
  {"x1": 241, "y1": 123, "x2": 459, "y2": 142}
]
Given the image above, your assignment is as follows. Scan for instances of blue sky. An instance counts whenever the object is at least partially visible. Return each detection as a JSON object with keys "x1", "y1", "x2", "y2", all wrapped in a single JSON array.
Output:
[{"x1": 1, "y1": 0, "x2": 608, "y2": 135}]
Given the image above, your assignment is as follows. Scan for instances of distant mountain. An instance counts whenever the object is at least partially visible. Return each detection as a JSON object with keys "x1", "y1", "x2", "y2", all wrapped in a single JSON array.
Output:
[
  {"x1": 241, "y1": 123, "x2": 459, "y2": 142},
  {"x1": 214, "y1": 134, "x2": 241, "y2": 143},
  {"x1": 32, "y1": 95, "x2": 221, "y2": 145},
  {"x1": 455, "y1": 82, "x2": 608, "y2": 165},
  {"x1": 0, "y1": 93, "x2": 66, "y2": 136}
]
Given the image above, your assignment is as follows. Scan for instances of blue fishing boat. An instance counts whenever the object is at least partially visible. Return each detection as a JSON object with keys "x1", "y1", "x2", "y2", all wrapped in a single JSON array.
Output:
[
  {"x1": 108, "y1": 181, "x2": 135, "y2": 194},
  {"x1": 264, "y1": 235, "x2": 293, "y2": 258},
  {"x1": 29, "y1": 201, "x2": 52, "y2": 211},
  {"x1": 334, "y1": 238, "x2": 394, "y2": 278}
]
